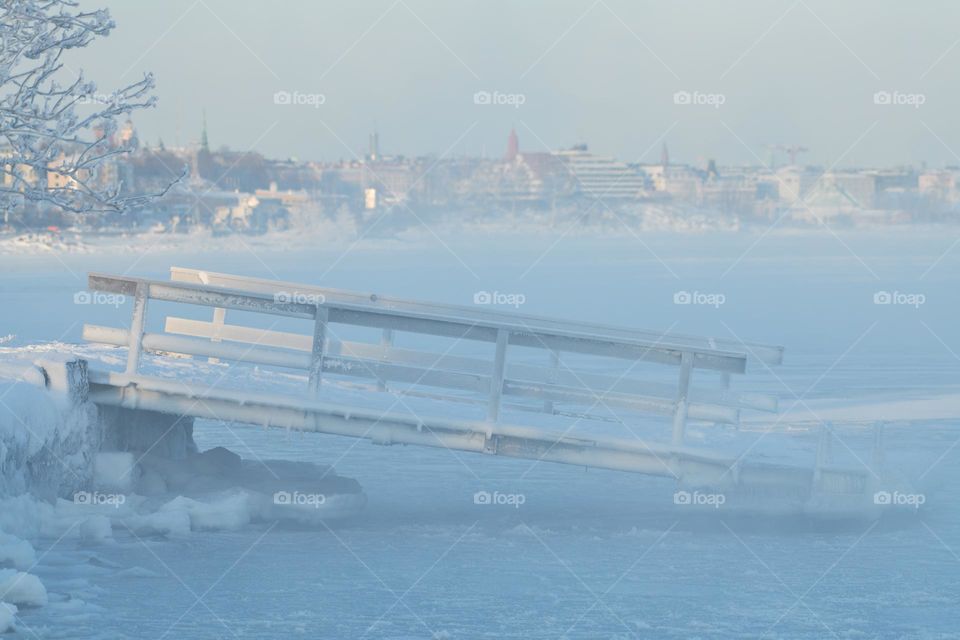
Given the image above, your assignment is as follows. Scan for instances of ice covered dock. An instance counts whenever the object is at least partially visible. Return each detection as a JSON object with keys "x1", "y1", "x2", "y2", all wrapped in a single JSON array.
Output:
[{"x1": 24, "y1": 267, "x2": 885, "y2": 514}]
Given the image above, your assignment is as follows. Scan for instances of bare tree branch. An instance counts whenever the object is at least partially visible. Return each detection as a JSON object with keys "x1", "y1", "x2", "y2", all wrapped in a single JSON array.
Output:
[{"x1": 0, "y1": 0, "x2": 182, "y2": 216}]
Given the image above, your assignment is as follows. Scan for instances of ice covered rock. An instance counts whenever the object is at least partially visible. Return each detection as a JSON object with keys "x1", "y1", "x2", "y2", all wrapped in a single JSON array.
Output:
[
  {"x1": 0, "y1": 379, "x2": 99, "y2": 500},
  {"x1": 190, "y1": 446, "x2": 242, "y2": 475},
  {"x1": 98, "y1": 405, "x2": 196, "y2": 460}
]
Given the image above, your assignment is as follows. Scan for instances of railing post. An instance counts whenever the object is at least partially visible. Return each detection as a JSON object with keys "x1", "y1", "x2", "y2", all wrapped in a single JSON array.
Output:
[
  {"x1": 872, "y1": 421, "x2": 885, "y2": 470},
  {"x1": 488, "y1": 329, "x2": 509, "y2": 422},
  {"x1": 308, "y1": 306, "x2": 329, "y2": 396},
  {"x1": 208, "y1": 307, "x2": 226, "y2": 364},
  {"x1": 377, "y1": 328, "x2": 393, "y2": 392},
  {"x1": 715, "y1": 370, "x2": 731, "y2": 428},
  {"x1": 671, "y1": 351, "x2": 693, "y2": 446},
  {"x1": 544, "y1": 349, "x2": 560, "y2": 414},
  {"x1": 125, "y1": 281, "x2": 149, "y2": 375},
  {"x1": 814, "y1": 422, "x2": 834, "y2": 487}
]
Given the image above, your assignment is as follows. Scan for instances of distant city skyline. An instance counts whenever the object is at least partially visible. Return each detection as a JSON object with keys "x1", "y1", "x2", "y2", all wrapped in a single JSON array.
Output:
[{"x1": 73, "y1": 0, "x2": 960, "y2": 167}]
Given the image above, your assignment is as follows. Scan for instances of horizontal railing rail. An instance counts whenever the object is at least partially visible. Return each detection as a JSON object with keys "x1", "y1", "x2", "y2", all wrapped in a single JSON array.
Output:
[
  {"x1": 83, "y1": 324, "x2": 741, "y2": 424},
  {"x1": 170, "y1": 267, "x2": 785, "y2": 365},
  {"x1": 89, "y1": 272, "x2": 751, "y2": 372},
  {"x1": 157, "y1": 316, "x2": 777, "y2": 412}
]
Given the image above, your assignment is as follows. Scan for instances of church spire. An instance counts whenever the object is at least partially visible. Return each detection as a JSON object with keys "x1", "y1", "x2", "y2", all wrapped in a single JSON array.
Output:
[{"x1": 505, "y1": 127, "x2": 519, "y2": 161}]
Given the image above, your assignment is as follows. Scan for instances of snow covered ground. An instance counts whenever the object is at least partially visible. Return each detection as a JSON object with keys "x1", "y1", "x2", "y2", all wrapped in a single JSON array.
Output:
[{"x1": 1, "y1": 227, "x2": 959, "y2": 638}]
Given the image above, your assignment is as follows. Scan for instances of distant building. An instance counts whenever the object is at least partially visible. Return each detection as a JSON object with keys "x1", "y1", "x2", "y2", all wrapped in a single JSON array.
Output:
[
  {"x1": 554, "y1": 146, "x2": 648, "y2": 200},
  {"x1": 800, "y1": 171, "x2": 877, "y2": 212},
  {"x1": 775, "y1": 165, "x2": 820, "y2": 204},
  {"x1": 918, "y1": 170, "x2": 960, "y2": 203}
]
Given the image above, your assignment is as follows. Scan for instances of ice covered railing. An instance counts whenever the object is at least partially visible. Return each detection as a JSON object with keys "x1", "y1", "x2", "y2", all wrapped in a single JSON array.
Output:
[
  {"x1": 83, "y1": 267, "x2": 782, "y2": 442},
  {"x1": 73, "y1": 266, "x2": 889, "y2": 515}
]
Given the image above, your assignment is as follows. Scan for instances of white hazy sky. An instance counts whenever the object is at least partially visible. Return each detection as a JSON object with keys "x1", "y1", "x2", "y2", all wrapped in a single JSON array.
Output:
[{"x1": 71, "y1": 0, "x2": 960, "y2": 168}]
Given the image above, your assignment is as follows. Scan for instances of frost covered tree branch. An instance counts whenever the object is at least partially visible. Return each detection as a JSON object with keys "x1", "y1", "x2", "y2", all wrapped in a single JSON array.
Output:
[{"x1": 0, "y1": 0, "x2": 181, "y2": 216}]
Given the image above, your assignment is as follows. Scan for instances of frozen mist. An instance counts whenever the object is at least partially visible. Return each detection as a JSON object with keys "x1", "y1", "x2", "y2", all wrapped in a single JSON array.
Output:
[{"x1": 0, "y1": 229, "x2": 958, "y2": 638}]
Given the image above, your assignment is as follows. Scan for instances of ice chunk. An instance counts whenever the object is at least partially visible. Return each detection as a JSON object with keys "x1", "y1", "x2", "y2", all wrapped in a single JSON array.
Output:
[
  {"x1": 0, "y1": 569, "x2": 48, "y2": 607},
  {"x1": 159, "y1": 493, "x2": 251, "y2": 531},
  {"x1": 78, "y1": 516, "x2": 113, "y2": 543},
  {"x1": 123, "y1": 510, "x2": 192, "y2": 537},
  {"x1": 0, "y1": 533, "x2": 35, "y2": 570},
  {"x1": 0, "y1": 602, "x2": 16, "y2": 633},
  {"x1": 0, "y1": 496, "x2": 62, "y2": 540}
]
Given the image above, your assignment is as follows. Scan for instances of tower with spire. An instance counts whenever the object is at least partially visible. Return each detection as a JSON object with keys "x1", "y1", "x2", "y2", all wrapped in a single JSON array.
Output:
[{"x1": 505, "y1": 127, "x2": 519, "y2": 162}]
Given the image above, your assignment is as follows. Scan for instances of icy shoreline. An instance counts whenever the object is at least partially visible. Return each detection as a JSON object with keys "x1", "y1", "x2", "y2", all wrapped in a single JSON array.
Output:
[
  {"x1": 3, "y1": 218, "x2": 958, "y2": 257},
  {"x1": 0, "y1": 366, "x2": 365, "y2": 634}
]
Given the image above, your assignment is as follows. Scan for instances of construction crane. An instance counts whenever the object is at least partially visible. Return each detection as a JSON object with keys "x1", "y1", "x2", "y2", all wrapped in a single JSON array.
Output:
[{"x1": 765, "y1": 144, "x2": 809, "y2": 168}]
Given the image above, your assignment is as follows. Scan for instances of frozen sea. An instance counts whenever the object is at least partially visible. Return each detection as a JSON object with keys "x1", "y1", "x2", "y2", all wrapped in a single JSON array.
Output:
[{"x1": 2, "y1": 227, "x2": 960, "y2": 638}]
